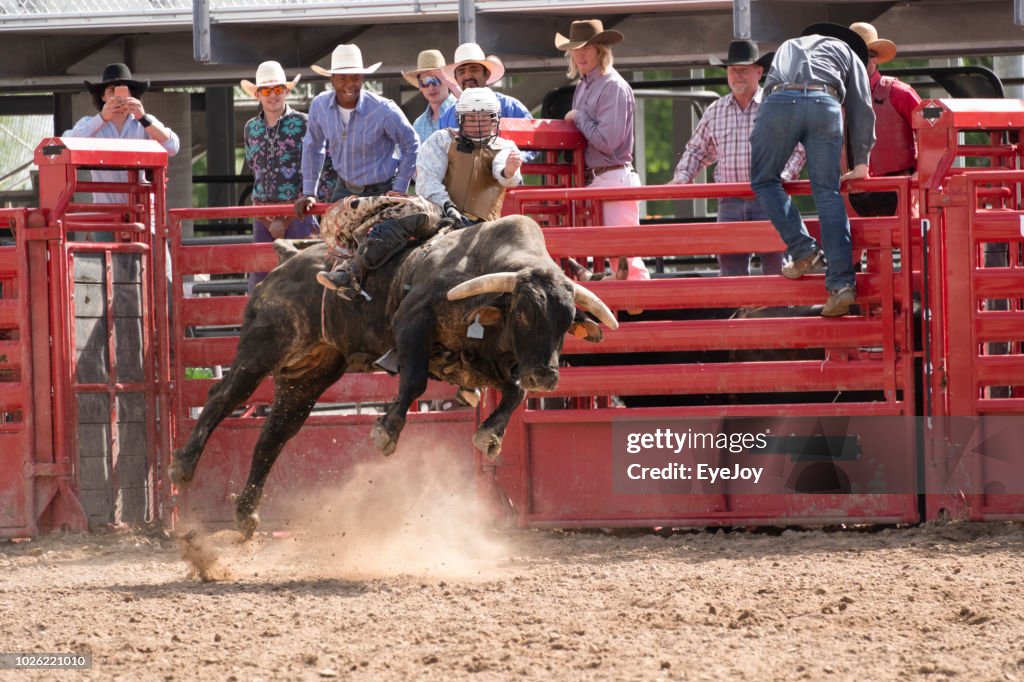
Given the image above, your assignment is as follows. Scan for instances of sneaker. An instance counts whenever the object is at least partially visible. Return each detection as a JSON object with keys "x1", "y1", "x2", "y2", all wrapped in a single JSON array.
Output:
[
  {"x1": 782, "y1": 249, "x2": 825, "y2": 279},
  {"x1": 821, "y1": 286, "x2": 856, "y2": 317}
]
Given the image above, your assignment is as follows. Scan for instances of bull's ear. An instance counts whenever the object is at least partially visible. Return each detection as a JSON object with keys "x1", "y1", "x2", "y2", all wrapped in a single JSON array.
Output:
[
  {"x1": 463, "y1": 306, "x2": 503, "y2": 327},
  {"x1": 568, "y1": 318, "x2": 603, "y2": 343}
]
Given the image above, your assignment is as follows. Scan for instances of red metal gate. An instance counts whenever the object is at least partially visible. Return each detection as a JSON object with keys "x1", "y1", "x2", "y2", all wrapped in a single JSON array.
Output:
[{"x1": 915, "y1": 99, "x2": 1024, "y2": 520}]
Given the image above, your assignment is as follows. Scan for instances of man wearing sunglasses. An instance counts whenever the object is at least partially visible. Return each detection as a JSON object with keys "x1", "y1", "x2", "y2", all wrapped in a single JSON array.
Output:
[
  {"x1": 241, "y1": 61, "x2": 317, "y2": 292},
  {"x1": 403, "y1": 50, "x2": 456, "y2": 143}
]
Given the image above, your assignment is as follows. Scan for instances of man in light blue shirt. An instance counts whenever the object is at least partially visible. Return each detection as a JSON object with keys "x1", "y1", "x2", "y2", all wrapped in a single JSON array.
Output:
[
  {"x1": 64, "y1": 63, "x2": 180, "y2": 242},
  {"x1": 295, "y1": 44, "x2": 419, "y2": 219},
  {"x1": 436, "y1": 43, "x2": 533, "y2": 130},
  {"x1": 403, "y1": 49, "x2": 457, "y2": 143}
]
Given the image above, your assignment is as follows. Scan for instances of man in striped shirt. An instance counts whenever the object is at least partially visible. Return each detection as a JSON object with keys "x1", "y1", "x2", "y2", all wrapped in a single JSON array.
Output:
[
  {"x1": 294, "y1": 44, "x2": 419, "y2": 220},
  {"x1": 671, "y1": 40, "x2": 806, "y2": 277}
]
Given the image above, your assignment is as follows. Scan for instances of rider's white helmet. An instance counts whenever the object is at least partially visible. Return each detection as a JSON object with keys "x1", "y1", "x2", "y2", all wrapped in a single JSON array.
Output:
[{"x1": 456, "y1": 87, "x2": 501, "y2": 145}]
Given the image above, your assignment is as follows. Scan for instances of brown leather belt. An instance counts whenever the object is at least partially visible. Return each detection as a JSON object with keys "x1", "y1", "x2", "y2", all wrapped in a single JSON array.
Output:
[
  {"x1": 585, "y1": 164, "x2": 627, "y2": 182},
  {"x1": 767, "y1": 82, "x2": 839, "y2": 99}
]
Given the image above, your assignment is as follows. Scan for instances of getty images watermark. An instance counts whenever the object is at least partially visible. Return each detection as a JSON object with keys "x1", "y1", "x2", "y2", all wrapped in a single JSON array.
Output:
[
  {"x1": 624, "y1": 427, "x2": 769, "y2": 484},
  {"x1": 611, "y1": 416, "x2": 1024, "y2": 495}
]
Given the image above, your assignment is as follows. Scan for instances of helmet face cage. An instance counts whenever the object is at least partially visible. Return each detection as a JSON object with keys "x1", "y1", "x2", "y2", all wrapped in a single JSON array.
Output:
[{"x1": 456, "y1": 88, "x2": 501, "y2": 145}]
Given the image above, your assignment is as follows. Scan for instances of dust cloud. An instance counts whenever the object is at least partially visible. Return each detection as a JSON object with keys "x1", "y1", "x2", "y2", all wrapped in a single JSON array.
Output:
[{"x1": 178, "y1": 446, "x2": 509, "y2": 582}]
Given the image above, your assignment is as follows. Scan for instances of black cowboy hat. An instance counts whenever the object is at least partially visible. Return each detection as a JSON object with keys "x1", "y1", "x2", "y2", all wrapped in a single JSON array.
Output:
[
  {"x1": 801, "y1": 22, "x2": 869, "y2": 66},
  {"x1": 709, "y1": 39, "x2": 773, "y2": 69},
  {"x1": 83, "y1": 63, "x2": 150, "y2": 98}
]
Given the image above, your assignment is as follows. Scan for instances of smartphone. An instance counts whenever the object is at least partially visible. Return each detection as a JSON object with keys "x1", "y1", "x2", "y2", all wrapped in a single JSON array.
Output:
[{"x1": 113, "y1": 85, "x2": 130, "y2": 99}]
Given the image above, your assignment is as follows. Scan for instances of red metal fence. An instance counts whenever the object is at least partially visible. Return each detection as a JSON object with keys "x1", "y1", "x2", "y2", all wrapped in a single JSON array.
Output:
[{"x1": 2, "y1": 109, "x2": 1024, "y2": 537}]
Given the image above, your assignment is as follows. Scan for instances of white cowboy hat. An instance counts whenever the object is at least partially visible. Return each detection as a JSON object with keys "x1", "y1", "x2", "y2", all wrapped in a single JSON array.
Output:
[
  {"x1": 240, "y1": 61, "x2": 301, "y2": 98},
  {"x1": 401, "y1": 49, "x2": 447, "y2": 88},
  {"x1": 849, "y1": 22, "x2": 898, "y2": 64},
  {"x1": 311, "y1": 44, "x2": 382, "y2": 77},
  {"x1": 441, "y1": 43, "x2": 504, "y2": 85}
]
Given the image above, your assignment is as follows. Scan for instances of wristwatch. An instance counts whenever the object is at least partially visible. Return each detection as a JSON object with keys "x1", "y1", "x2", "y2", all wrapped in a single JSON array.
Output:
[{"x1": 139, "y1": 114, "x2": 154, "y2": 128}]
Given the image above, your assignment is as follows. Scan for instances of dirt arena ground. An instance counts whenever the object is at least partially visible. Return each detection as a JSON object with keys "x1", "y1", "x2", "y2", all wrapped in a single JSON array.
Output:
[{"x1": 3, "y1": 457, "x2": 1023, "y2": 681}]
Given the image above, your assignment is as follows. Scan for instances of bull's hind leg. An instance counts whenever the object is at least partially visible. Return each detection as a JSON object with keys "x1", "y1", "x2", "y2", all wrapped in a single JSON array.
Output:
[
  {"x1": 234, "y1": 353, "x2": 346, "y2": 539},
  {"x1": 473, "y1": 383, "x2": 527, "y2": 460}
]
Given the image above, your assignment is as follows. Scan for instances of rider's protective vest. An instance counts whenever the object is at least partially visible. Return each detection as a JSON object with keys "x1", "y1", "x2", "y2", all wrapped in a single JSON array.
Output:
[{"x1": 443, "y1": 130, "x2": 506, "y2": 222}]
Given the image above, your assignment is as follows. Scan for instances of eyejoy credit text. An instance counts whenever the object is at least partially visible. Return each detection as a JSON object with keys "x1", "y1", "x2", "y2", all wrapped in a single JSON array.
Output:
[{"x1": 625, "y1": 428, "x2": 769, "y2": 455}]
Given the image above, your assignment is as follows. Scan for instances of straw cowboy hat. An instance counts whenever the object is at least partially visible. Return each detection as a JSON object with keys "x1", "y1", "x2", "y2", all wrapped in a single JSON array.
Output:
[
  {"x1": 442, "y1": 43, "x2": 505, "y2": 84},
  {"x1": 240, "y1": 61, "x2": 301, "y2": 98},
  {"x1": 849, "y1": 22, "x2": 898, "y2": 64},
  {"x1": 311, "y1": 44, "x2": 381, "y2": 77},
  {"x1": 84, "y1": 63, "x2": 149, "y2": 98},
  {"x1": 709, "y1": 39, "x2": 774, "y2": 69},
  {"x1": 554, "y1": 19, "x2": 624, "y2": 51},
  {"x1": 801, "y1": 22, "x2": 869, "y2": 66},
  {"x1": 402, "y1": 49, "x2": 446, "y2": 88}
]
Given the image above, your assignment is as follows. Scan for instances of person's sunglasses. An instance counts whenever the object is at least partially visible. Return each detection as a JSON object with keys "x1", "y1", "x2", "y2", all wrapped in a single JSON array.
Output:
[
  {"x1": 418, "y1": 76, "x2": 442, "y2": 88},
  {"x1": 257, "y1": 85, "x2": 287, "y2": 96}
]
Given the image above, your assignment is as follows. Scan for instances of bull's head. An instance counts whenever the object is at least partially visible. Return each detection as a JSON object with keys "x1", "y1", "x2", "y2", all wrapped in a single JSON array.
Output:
[{"x1": 447, "y1": 269, "x2": 617, "y2": 391}]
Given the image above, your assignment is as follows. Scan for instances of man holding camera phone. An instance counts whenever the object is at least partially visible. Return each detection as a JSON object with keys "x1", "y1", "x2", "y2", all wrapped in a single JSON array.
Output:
[{"x1": 65, "y1": 63, "x2": 180, "y2": 234}]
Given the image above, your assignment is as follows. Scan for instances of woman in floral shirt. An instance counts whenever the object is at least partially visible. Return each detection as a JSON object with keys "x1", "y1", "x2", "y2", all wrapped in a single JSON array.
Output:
[{"x1": 241, "y1": 61, "x2": 318, "y2": 291}]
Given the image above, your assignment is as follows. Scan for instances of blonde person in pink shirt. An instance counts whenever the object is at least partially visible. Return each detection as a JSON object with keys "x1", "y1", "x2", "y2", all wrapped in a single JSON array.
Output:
[{"x1": 556, "y1": 20, "x2": 650, "y2": 283}]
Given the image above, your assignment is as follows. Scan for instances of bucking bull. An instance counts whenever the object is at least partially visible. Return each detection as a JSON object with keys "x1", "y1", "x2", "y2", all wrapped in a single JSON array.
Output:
[{"x1": 168, "y1": 213, "x2": 618, "y2": 537}]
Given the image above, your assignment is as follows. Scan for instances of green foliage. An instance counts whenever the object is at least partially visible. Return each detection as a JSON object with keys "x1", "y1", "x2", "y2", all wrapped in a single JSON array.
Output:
[{"x1": 185, "y1": 367, "x2": 215, "y2": 379}]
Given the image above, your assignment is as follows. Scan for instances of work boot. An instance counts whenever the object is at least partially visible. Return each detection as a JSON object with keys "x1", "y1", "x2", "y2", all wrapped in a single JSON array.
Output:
[
  {"x1": 316, "y1": 255, "x2": 368, "y2": 300},
  {"x1": 782, "y1": 249, "x2": 825, "y2": 279},
  {"x1": 821, "y1": 286, "x2": 856, "y2": 317}
]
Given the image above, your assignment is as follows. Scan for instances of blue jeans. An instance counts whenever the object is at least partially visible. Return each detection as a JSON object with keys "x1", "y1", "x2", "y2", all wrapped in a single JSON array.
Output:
[
  {"x1": 750, "y1": 90, "x2": 855, "y2": 291},
  {"x1": 716, "y1": 197, "x2": 784, "y2": 276},
  {"x1": 248, "y1": 215, "x2": 317, "y2": 292}
]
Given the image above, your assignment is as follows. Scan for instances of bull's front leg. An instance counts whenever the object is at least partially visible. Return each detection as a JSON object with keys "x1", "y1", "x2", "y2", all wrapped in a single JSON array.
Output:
[
  {"x1": 473, "y1": 382, "x2": 528, "y2": 461},
  {"x1": 370, "y1": 316, "x2": 433, "y2": 456}
]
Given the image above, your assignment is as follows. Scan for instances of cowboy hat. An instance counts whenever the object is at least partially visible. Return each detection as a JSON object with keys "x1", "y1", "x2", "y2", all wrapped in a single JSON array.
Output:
[
  {"x1": 311, "y1": 44, "x2": 381, "y2": 77},
  {"x1": 402, "y1": 49, "x2": 446, "y2": 88},
  {"x1": 84, "y1": 63, "x2": 149, "y2": 98},
  {"x1": 555, "y1": 19, "x2": 624, "y2": 51},
  {"x1": 240, "y1": 61, "x2": 301, "y2": 98},
  {"x1": 801, "y1": 22, "x2": 869, "y2": 66},
  {"x1": 849, "y1": 22, "x2": 898, "y2": 64},
  {"x1": 442, "y1": 43, "x2": 505, "y2": 84},
  {"x1": 709, "y1": 39, "x2": 773, "y2": 69}
]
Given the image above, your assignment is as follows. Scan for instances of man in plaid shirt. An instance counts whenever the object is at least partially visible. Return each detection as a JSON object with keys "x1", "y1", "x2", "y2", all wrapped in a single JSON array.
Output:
[{"x1": 671, "y1": 40, "x2": 805, "y2": 276}]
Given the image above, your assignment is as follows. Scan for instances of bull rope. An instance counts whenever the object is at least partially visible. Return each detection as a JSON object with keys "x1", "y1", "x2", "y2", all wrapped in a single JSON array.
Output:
[{"x1": 320, "y1": 253, "x2": 342, "y2": 344}]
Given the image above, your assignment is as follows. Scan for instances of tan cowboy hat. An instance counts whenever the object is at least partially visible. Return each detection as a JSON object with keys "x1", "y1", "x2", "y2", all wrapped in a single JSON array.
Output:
[
  {"x1": 240, "y1": 61, "x2": 301, "y2": 98},
  {"x1": 311, "y1": 44, "x2": 382, "y2": 77},
  {"x1": 402, "y1": 49, "x2": 446, "y2": 88},
  {"x1": 554, "y1": 19, "x2": 624, "y2": 51},
  {"x1": 850, "y1": 22, "x2": 898, "y2": 64},
  {"x1": 441, "y1": 43, "x2": 505, "y2": 85}
]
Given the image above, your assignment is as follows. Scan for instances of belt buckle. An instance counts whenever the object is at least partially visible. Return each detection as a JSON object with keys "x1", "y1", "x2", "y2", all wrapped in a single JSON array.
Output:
[{"x1": 344, "y1": 181, "x2": 365, "y2": 194}]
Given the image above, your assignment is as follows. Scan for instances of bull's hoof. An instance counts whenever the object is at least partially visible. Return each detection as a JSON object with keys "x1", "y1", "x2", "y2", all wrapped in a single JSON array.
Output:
[
  {"x1": 235, "y1": 509, "x2": 260, "y2": 541},
  {"x1": 473, "y1": 427, "x2": 504, "y2": 462},
  {"x1": 370, "y1": 423, "x2": 398, "y2": 456},
  {"x1": 168, "y1": 453, "x2": 193, "y2": 488}
]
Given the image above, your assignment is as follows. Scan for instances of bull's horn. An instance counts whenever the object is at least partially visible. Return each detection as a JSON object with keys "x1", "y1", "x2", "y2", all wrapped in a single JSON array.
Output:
[
  {"x1": 447, "y1": 272, "x2": 518, "y2": 301},
  {"x1": 572, "y1": 282, "x2": 619, "y2": 330}
]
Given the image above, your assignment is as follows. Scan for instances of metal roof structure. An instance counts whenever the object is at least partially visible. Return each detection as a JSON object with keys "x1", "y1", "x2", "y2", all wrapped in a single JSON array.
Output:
[{"x1": 0, "y1": 0, "x2": 1021, "y2": 93}]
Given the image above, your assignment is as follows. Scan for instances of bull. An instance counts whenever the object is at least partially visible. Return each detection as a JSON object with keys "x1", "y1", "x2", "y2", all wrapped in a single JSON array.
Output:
[{"x1": 168, "y1": 215, "x2": 617, "y2": 537}]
